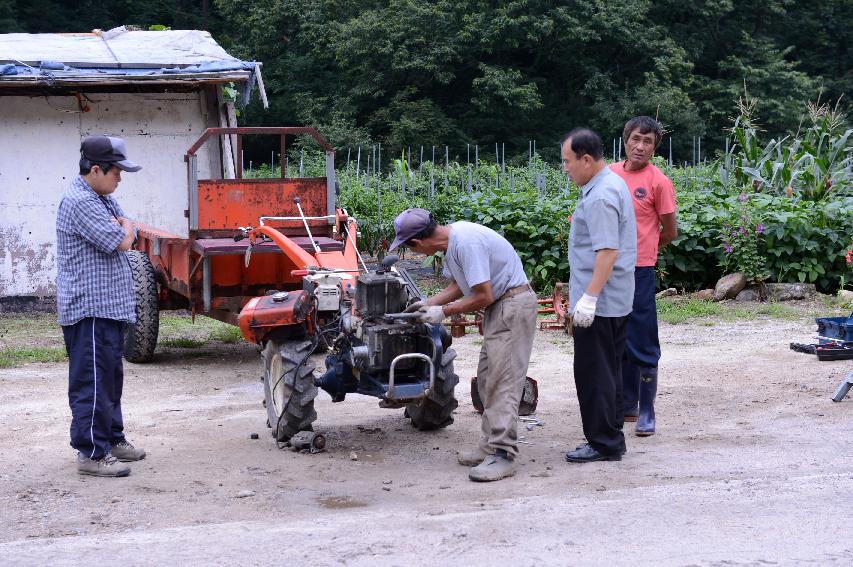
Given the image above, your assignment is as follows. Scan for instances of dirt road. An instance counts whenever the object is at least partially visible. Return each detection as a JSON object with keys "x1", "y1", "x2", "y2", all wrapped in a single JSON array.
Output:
[{"x1": 2, "y1": 311, "x2": 852, "y2": 566}]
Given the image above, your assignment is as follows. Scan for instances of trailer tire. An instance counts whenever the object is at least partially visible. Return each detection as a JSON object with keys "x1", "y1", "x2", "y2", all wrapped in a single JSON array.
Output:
[
  {"x1": 262, "y1": 339, "x2": 318, "y2": 442},
  {"x1": 123, "y1": 250, "x2": 160, "y2": 363},
  {"x1": 406, "y1": 348, "x2": 459, "y2": 430}
]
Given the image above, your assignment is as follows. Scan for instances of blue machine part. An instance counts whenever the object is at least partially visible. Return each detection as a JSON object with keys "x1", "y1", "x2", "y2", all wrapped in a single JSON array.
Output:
[
  {"x1": 816, "y1": 310, "x2": 853, "y2": 344},
  {"x1": 315, "y1": 323, "x2": 446, "y2": 403}
]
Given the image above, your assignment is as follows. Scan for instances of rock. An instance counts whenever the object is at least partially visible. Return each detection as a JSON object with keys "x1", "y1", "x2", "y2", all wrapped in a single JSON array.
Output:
[
  {"x1": 235, "y1": 490, "x2": 255, "y2": 498},
  {"x1": 656, "y1": 288, "x2": 678, "y2": 298},
  {"x1": 839, "y1": 289, "x2": 853, "y2": 305},
  {"x1": 765, "y1": 283, "x2": 815, "y2": 301},
  {"x1": 382, "y1": 480, "x2": 392, "y2": 485},
  {"x1": 735, "y1": 287, "x2": 761, "y2": 302},
  {"x1": 694, "y1": 289, "x2": 714, "y2": 301},
  {"x1": 712, "y1": 273, "x2": 747, "y2": 301},
  {"x1": 349, "y1": 452, "x2": 358, "y2": 461},
  {"x1": 109, "y1": 496, "x2": 121, "y2": 504}
]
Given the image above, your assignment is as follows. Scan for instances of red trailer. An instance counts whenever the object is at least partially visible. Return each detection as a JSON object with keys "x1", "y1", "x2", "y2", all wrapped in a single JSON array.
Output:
[{"x1": 125, "y1": 127, "x2": 459, "y2": 442}]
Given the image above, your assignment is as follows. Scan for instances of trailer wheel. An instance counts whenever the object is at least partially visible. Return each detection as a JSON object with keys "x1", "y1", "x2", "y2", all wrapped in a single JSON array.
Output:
[
  {"x1": 262, "y1": 339, "x2": 318, "y2": 442},
  {"x1": 406, "y1": 348, "x2": 459, "y2": 430},
  {"x1": 123, "y1": 250, "x2": 159, "y2": 363}
]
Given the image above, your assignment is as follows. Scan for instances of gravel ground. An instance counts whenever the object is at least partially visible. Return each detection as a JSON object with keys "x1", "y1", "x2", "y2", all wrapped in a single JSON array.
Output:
[{"x1": 1, "y1": 304, "x2": 852, "y2": 566}]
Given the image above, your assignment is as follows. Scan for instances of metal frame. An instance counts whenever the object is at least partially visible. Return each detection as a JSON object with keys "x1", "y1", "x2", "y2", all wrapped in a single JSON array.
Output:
[
  {"x1": 184, "y1": 127, "x2": 337, "y2": 230},
  {"x1": 387, "y1": 353, "x2": 435, "y2": 400}
]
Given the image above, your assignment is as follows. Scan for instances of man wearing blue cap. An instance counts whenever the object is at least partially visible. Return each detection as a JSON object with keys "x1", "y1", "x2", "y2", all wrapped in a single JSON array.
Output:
[
  {"x1": 390, "y1": 209, "x2": 537, "y2": 482},
  {"x1": 56, "y1": 135, "x2": 147, "y2": 477}
]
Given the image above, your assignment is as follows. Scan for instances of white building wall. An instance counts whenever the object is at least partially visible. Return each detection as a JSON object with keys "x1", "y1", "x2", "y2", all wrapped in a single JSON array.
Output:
[{"x1": 0, "y1": 91, "x2": 220, "y2": 297}]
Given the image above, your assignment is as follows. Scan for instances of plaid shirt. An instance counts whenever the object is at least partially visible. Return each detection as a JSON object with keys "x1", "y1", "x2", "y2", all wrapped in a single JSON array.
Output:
[{"x1": 55, "y1": 176, "x2": 136, "y2": 326}]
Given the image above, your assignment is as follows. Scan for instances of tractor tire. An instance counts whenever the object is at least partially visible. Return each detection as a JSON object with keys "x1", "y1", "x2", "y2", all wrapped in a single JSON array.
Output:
[
  {"x1": 262, "y1": 339, "x2": 318, "y2": 442},
  {"x1": 123, "y1": 250, "x2": 159, "y2": 363},
  {"x1": 406, "y1": 348, "x2": 459, "y2": 430}
]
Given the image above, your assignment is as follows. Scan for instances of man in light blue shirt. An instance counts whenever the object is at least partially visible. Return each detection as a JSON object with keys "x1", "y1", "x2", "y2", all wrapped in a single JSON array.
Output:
[
  {"x1": 562, "y1": 128, "x2": 637, "y2": 463},
  {"x1": 391, "y1": 209, "x2": 537, "y2": 482}
]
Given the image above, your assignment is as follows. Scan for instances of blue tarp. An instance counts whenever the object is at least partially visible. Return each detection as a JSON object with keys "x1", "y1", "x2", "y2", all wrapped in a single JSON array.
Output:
[{"x1": 1, "y1": 60, "x2": 258, "y2": 106}]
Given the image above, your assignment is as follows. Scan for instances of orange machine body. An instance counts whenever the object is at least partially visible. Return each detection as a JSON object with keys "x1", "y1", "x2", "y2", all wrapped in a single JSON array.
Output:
[{"x1": 132, "y1": 127, "x2": 358, "y2": 342}]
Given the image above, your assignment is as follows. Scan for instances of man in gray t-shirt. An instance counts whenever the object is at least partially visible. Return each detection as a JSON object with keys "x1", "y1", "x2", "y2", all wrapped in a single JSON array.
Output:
[
  {"x1": 562, "y1": 128, "x2": 637, "y2": 464},
  {"x1": 390, "y1": 209, "x2": 537, "y2": 482}
]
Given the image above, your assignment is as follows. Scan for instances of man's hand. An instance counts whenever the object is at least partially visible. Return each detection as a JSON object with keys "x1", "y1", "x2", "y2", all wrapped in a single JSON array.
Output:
[
  {"x1": 416, "y1": 305, "x2": 446, "y2": 325},
  {"x1": 404, "y1": 300, "x2": 426, "y2": 313},
  {"x1": 572, "y1": 293, "x2": 598, "y2": 328}
]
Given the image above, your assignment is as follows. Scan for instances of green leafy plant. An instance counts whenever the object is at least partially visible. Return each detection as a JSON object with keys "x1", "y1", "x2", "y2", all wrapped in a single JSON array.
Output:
[{"x1": 718, "y1": 192, "x2": 770, "y2": 284}]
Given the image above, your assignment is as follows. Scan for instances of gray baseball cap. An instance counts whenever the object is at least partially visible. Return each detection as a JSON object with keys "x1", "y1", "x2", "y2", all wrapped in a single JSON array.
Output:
[
  {"x1": 390, "y1": 208, "x2": 432, "y2": 250},
  {"x1": 81, "y1": 135, "x2": 142, "y2": 172}
]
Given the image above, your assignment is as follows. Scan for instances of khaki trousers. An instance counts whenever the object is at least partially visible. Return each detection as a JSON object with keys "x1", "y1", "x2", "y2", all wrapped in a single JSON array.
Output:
[{"x1": 476, "y1": 290, "x2": 537, "y2": 457}]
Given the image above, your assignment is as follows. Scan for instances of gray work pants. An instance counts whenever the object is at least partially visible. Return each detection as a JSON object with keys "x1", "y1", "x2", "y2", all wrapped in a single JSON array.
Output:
[{"x1": 476, "y1": 290, "x2": 537, "y2": 458}]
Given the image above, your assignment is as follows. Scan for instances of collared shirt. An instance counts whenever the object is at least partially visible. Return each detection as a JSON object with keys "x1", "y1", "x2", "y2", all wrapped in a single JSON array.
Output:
[
  {"x1": 55, "y1": 176, "x2": 136, "y2": 326},
  {"x1": 442, "y1": 221, "x2": 528, "y2": 299},
  {"x1": 568, "y1": 166, "x2": 637, "y2": 317}
]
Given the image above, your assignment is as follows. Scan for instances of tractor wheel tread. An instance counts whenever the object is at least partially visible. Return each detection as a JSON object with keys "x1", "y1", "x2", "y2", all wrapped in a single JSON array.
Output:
[
  {"x1": 406, "y1": 347, "x2": 459, "y2": 431},
  {"x1": 263, "y1": 339, "x2": 318, "y2": 442},
  {"x1": 123, "y1": 250, "x2": 159, "y2": 363}
]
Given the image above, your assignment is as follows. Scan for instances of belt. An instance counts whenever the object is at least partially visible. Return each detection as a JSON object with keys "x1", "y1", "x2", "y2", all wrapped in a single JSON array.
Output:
[{"x1": 497, "y1": 283, "x2": 533, "y2": 302}]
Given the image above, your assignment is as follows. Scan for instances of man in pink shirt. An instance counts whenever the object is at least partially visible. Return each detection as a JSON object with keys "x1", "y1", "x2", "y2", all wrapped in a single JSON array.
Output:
[{"x1": 609, "y1": 116, "x2": 677, "y2": 436}]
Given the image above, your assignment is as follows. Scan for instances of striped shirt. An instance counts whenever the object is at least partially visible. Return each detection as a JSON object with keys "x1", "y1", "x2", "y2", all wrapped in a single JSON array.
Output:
[{"x1": 55, "y1": 176, "x2": 136, "y2": 326}]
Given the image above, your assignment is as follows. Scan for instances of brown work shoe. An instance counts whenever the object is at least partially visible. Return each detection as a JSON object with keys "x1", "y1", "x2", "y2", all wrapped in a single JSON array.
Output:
[
  {"x1": 110, "y1": 439, "x2": 146, "y2": 462},
  {"x1": 77, "y1": 453, "x2": 131, "y2": 477},
  {"x1": 468, "y1": 450, "x2": 517, "y2": 482},
  {"x1": 457, "y1": 446, "x2": 492, "y2": 467}
]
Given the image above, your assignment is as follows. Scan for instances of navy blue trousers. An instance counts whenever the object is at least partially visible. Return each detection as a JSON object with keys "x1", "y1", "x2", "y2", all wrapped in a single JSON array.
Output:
[
  {"x1": 62, "y1": 318, "x2": 126, "y2": 460},
  {"x1": 572, "y1": 315, "x2": 628, "y2": 455},
  {"x1": 625, "y1": 267, "x2": 661, "y2": 369}
]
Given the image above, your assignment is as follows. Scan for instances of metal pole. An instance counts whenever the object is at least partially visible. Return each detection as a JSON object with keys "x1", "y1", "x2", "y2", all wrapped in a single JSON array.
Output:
[
  {"x1": 668, "y1": 138, "x2": 672, "y2": 166},
  {"x1": 502, "y1": 142, "x2": 506, "y2": 174},
  {"x1": 356, "y1": 146, "x2": 361, "y2": 183},
  {"x1": 445, "y1": 145, "x2": 449, "y2": 190},
  {"x1": 377, "y1": 172, "x2": 381, "y2": 239}
]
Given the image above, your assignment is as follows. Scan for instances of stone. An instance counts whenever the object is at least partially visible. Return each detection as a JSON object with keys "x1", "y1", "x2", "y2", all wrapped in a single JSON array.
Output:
[
  {"x1": 656, "y1": 288, "x2": 678, "y2": 298},
  {"x1": 712, "y1": 273, "x2": 747, "y2": 301},
  {"x1": 235, "y1": 490, "x2": 255, "y2": 498},
  {"x1": 694, "y1": 289, "x2": 714, "y2": 301},
  {"x1": 735, "y1": 287, "x2": 761, "y2": 302},
  {"x1": 838, "y1": 290, "x2": 853, "y2": 305},
  {"x1": 765, "y1": 283, "x2": 815, "y2": 301}
]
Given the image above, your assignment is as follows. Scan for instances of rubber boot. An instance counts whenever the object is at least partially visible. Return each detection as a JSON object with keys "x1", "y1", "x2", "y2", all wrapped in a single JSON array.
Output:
[
  {"x1": 622, "y1": 361, "x2": 640, "y2": 422},
  {"x1": 635, "y1": 368, "x2": 657, "y2": 436}
]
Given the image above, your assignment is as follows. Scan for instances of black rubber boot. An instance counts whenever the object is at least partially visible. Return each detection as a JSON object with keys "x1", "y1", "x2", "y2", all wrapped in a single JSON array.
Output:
[
  {"x1": 622, "y1": 361, "x2": 640, "y2": 422},
  {"x1": 635, "y1": 368, "x2": 657, "y2": 436}
]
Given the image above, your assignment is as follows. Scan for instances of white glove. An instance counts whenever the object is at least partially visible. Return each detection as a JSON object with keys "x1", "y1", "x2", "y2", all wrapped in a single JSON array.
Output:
[
  {"x1": 572, "y1": 293, "x2": 598, "y2": 328},
  {"x1": 404, "y1": 300, "x2": 426, "y2": 313},
  {"x1": 416, "y1": 305, "x2": 446, "y2": 325}
]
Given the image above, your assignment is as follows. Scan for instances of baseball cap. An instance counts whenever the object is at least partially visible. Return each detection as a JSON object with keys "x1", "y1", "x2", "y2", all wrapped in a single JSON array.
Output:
[
  {"x1": 80, "y1": 135, "x2": 142, "y2": 172},
  {"x1": 390, "y1": 208, "x2": 433, "y2": 251}
]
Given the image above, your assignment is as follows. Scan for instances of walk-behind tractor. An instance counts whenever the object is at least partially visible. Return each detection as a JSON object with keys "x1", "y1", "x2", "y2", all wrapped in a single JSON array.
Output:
[{"x1": 129, "y1": 127, "x2": 458, "y2": 442}]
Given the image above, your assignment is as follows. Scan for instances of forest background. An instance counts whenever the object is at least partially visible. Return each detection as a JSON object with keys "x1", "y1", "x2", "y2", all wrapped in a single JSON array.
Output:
[{"x1": 2, "y1": 0, "x2": 851, "y2": 293}]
